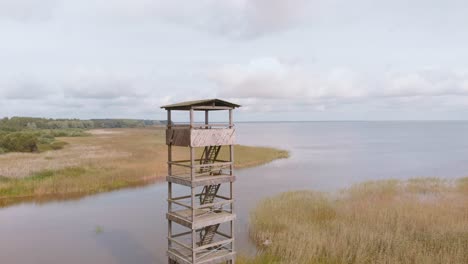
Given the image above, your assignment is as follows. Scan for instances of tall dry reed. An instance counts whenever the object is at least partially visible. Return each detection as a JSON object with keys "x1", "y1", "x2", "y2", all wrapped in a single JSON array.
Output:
[{"x1": 243, "y1": 178, "x2": 468, "y2": 264}]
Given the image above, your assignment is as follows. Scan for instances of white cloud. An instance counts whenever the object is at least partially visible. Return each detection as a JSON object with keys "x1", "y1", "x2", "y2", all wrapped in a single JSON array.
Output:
[
  {"x1": 210, "y1": 57, "x2": 468, "y2": 111},
  {"x1": 212, "y1": 57, "x2": 367, "y2": 100},
  {"x1": 0, "y1": 0, "x2": 57, "y2": 21},
  {"x1": 163, "y1": 0, "x2": 313, "y2": 38},
  {"x1": 63, "y1": 70, "x2": 141, "y2": 99},
  {"x1": 0, "y1": 73, "x2": 54, "y2": 100},
  {"x1": 92, "y1": 0, "x2": 312, "y2": 38},
  {"x1": 6, "y1": 0, "x2": 311, "y2": 38},
  {"x1": 0, "y1": 66, "x2": 207, "y2": 119},
  {"x1": 382, "y1": 69, "x2": 468, "y2": 97},
  {"x1": 1, "y1": 1, "x2": 468, "y2": 120}
]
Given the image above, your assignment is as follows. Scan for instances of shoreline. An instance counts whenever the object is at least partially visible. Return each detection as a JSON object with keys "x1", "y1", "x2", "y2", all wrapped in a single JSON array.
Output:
[{"x1": 0, "y1": 128, "x2": 289, "y2": 208}]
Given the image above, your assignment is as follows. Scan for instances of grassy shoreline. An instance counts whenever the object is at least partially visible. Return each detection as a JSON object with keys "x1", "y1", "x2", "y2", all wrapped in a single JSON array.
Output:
[
  {"x1": 240, "y1": 178, "x2": 468, "y2": 264},
  {"x1": 0, "y1": 128, "x2": 289, "y2": 207}
]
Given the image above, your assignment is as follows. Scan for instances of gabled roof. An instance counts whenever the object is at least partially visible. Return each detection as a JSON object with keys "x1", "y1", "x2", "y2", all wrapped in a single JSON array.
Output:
[{"x1": 161, "y1": 99, "x2": 241, "y2": 110}]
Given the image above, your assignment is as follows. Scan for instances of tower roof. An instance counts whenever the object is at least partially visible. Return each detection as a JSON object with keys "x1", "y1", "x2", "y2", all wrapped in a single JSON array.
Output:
[{"x1": 161, "y1": 98, "x2": 240, "y2": 110}]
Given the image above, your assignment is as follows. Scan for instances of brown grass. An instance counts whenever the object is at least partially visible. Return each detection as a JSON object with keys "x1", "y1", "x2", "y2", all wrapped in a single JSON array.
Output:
[
  {"x1": 0, "y1": 128, "x2": 288, "y2": 207},
  {"x1": 241, "y1": 178, "x2": 468, "y2": 264}
]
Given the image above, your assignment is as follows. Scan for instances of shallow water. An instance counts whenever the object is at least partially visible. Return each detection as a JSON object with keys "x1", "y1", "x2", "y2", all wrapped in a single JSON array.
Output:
[{"x1": 1, "y1": 122, "x2": 468, "y2": 263}]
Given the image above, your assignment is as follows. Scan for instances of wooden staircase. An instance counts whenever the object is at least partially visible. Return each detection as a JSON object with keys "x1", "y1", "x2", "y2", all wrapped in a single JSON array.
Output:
[
  {"x1": 198, "y1": 146, "x2": 223, "y2": 248},
  {"x1": 199, "y1": 146, "x2": 222, "y2": 175},
  {"x1": 198, "y1": 224, "x2": 220, "y2": 248},
  {"x1": 199, "y1": 184, "x2": 221, "y2": 205}
]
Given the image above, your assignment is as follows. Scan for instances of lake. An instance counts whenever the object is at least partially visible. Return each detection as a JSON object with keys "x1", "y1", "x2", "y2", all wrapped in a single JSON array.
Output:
[{"x1": 1, "y1": 122, "x2": 467, "y2": 263}]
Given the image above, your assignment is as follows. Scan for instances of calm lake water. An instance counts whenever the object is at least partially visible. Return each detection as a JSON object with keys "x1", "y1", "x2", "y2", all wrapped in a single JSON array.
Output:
[{"x1": 1, "y1": 122, "x2": 468, "y2": 263}]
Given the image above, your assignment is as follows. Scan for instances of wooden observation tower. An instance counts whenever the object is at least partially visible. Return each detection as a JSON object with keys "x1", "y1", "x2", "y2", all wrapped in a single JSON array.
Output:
[{"x1": 162, "y1": 99, "x2": 240, "y2": 264}]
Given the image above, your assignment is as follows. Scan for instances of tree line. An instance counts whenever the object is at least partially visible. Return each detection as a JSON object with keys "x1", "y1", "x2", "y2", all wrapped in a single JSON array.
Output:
[
  {"x1": 0, "y1": 117, "x2": 167, "y2": 131},
  {"x1": 0, "y1": 117, "x2": 167, "y2": 154}
]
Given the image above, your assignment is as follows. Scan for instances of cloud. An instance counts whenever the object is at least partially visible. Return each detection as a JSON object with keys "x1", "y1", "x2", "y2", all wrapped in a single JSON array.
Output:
[
  {"x1": 210, "y1": 57, "x2": 468, "y2": 110},
  {"x1": 14, "y1": 0, "x2": 311, "y2": 38},
  {"x1": 0, "y1": 67, "x2": 188, "y2": 119},
  {"x1": 154, "y1": 0, "x2": 312, "y2": 38},
  {"x1": 212, "y1": 57, "x2": 367, "y2": 101},
  {"x1": 0, "y1": 74, "x2": 53, "y2": 100},
  {"x1": 382, "y1": 69, "x2": 468, "y2": 97},
  {"x1": 0, "y1": 0, "x2": 57, "y2": 21},
  {"x1": 165, "y1": 0, "x2": 311, "y2": 38},
  {"x1": 63, "y1": 71, "x2": 141, "y2": 99},
  {"x1": 1, "y1": 1, "x2": 468, "y2": 120}
]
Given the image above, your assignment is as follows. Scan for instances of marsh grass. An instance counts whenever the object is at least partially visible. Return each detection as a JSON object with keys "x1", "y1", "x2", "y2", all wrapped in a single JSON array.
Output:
[
  {"x1": 241, "y1": 178, "x2": 468, "y2": 264},
  {"x1": 37, "y1": 141, "x2": 68, "y2": 152},
  {"x1": 95, "y1": 226, "x2": 104, "y2": 234},
  {"x1": 0, "y1": 128, "x2": 288, "y2": 207},
  {"x1": 457, "y1": 177, "x2": 468, "y2": 194}
]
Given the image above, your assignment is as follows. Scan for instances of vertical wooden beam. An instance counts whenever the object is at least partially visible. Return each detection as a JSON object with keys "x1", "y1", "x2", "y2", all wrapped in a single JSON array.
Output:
[
  {"x1": 167, "y1": 109, "x2": 172, "y2": 128},
  {"x1": 191, "y1": 182, "x2": 196, "y2": 262},
  {"x1": 190, "y1": 108, "x2": 194, "y2": 128},
  {"x1": 167, "y1": 110, "x2": 173, "y2": 261},
  {"x1": 229, "y1": 108, "x2": 235, "y2": 258},
  {"x1": 191, "y1": 186, "x2": 196, "y2": 263},
  {"x1": 204, "y1": 110, "x2": 209, "y2": 159},
  {"x1": 192, "y1": 227, "x2": 196, "y2": 263},
  {"x1": 190, "y1": 107, "x2": 196, "y2": 263},
  {"x1": 190, "y1": 146, "x2": 195, "y2": 182},
  {"x1": 168, "y1": 109, "x2": 173, "y2": 211}
]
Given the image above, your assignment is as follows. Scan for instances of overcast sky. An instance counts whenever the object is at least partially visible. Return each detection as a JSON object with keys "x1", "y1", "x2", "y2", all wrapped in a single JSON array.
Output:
[{"x1": 1, "y1": 0, "x2": 468, "y2": 121}]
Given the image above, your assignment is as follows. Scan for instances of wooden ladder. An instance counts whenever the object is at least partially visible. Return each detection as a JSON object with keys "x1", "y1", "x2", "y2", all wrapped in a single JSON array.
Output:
[
  {"x1": 197, "y1": 146, "x2": 223, "y2": 249},
  {"x1": 199, "y1": 184, "x2": 220, "y2": 205},
  {"x1": 199, "y1": 146, "x2": 222, "y2": 174},
  {"x1": 198, "y1": 224, "x2": 220, "y2": 247}
]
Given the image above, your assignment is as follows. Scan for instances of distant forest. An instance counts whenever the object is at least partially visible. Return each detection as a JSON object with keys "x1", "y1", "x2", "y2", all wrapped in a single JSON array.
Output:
[
  {"x1": 0, "y1": 117, "x2": 167, "y2": 154},
  {"x1": 0, "y1": 117, "x2": 168, "y2": 132}
]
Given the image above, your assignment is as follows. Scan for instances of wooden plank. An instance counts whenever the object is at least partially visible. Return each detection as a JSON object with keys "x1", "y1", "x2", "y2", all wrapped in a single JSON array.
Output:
[
  {"x1": 166, "y1": 175, "x2": 236, "y2": 188},
  {"x1": 167, "y1": 209, "x2": 236, "y2": 229},
  {"x1": 197, "y1": 251, "x2": 235, "y2": 264},
  {"x1": 169, "y1": 159, "x2": 192, "y2": 163},
  {"x1": 172, "y1": 230, "x2": 192, "y2": 238},
  {"x1": 191, "y1": 128, "x2": 235, "y2": 147},
  {"x1": 166, "y1": 128, "x2": 191, "y2": 146},
  {"x1": 168, "y1": 162, "x2": 192, "y2": 168},
  {"x1": 215, "y1": 231, "x2": 231, "y2": 239},
  {"x1": 169, "y1": 130, "x2": 233, "y2": 146},
  {"x1": 168, "y1": 249, "x2": 235, "y2": 264},
  {"x1": 166, "y1": 127, "x2": 236, "y2": 147},
  {"x1": 196, "y1": 161, "x2": 232, "y2": 168},
  {"x1": 215, "y1": 194, "x2": 231, "y2": 200},
  {"x1": 197, "y1": 200, "x2": 233, "y2": 210},
  {"x1": 169, "y1": 159, "x2": 229, "y2": 164},
  {"x1": 195, "y1": 238, "x2": 233, "y2": 252},
  {"x1": 167, "y1": 199, "x2": 192, "y2": 209},
  {"x1": 192, "y1": 106, "x2": 233, "y2": 110},
  {"x1": 172, "y1": 124, "x2": 229, "y2": 128}
]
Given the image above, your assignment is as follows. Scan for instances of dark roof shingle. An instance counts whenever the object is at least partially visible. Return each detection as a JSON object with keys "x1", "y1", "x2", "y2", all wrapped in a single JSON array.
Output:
[{"x1": 161, "y1": 99, "x2": 240, "y2": 110}]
